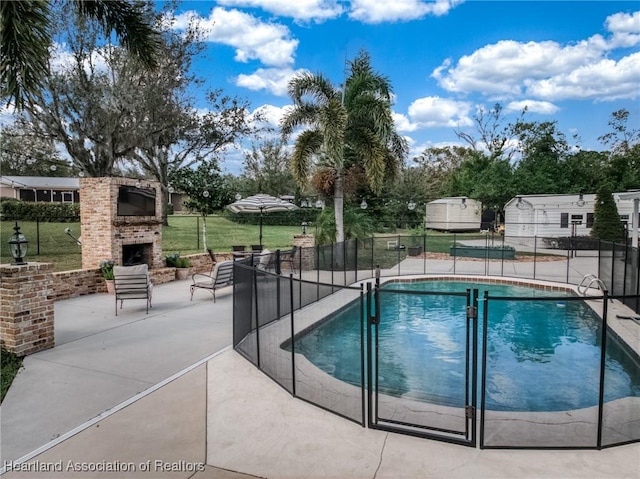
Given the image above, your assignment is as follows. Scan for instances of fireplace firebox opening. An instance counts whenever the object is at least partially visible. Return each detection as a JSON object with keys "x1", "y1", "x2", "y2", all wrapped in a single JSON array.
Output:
[{"x1": 122, "y1": 244, "x2": 152, "y2": 266}]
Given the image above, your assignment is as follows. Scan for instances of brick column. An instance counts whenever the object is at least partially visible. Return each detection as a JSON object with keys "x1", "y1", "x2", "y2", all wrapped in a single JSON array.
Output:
[
  {"x1": 293, "y1": 234, "x2": 315, "y2": 271},
  {"x1": 0, "y1": 263, "x2": 55, "y2": 356}
]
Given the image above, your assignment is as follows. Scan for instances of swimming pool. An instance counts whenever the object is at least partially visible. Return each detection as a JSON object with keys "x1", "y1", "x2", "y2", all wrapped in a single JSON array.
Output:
[{"x1": 293, "y1": 280, "x2": 640, "y2": 412}]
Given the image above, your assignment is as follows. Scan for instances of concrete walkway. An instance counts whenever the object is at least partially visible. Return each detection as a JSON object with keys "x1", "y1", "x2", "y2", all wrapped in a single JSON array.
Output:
[{"x1": 1, "y1": 259, "x2": 639, "y2": 478}]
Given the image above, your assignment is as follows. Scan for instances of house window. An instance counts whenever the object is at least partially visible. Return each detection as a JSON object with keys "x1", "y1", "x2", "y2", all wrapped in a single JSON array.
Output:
[
  {"x1": 619, "y1": 215, "x2": 629, "y2": 221},
  {"x1": 571, "y1": 214, "x2": 583, "y2": 225},
  {"x1": 586, "y1": 213, "x2": 594, "y2": 228},
  {"x1": 62, "y1": 192, "x2": 73, "y2": 203},
  {"x1": 560, "y1": 213, "x2": 569, "y2": 228}
]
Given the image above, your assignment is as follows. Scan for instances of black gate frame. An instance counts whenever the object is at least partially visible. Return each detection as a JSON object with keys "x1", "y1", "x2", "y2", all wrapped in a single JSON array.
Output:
[{"x1": 367, "y1": 283, "x2": 478, "y2": 447}]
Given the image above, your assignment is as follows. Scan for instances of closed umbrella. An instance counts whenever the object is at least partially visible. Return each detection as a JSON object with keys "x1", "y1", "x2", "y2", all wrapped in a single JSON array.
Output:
[{"x1": 226, "y1": 194, "x2": 298, "y2": 246}]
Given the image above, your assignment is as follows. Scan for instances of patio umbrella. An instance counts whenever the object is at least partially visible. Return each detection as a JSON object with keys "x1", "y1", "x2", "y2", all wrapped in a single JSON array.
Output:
[{"x1": 226, "y1": 194, "x2": 298, "y2": 246}]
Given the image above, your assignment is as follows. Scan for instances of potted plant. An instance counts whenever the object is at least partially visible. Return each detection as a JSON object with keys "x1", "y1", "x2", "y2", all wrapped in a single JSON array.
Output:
[
  {"x1": 166, "y1": 253, "x2": 192, "y2": 280},
  {"x1": 407, "y1": 226, "x2": 424, "y2": 257},
  {"x1": 100, "y1": 259, "x2": 115, "y2": 294}
]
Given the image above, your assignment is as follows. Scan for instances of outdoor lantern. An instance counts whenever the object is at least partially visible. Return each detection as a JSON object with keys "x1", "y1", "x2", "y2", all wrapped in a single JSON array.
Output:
[
  {"x1": 301, "y1": 221, "x2": 308, "y2": 234},
  {"x1": 577, "y1": 193, "x2": 585, "y2": 207},
  {"x1": 8, "y1": 222, "x2": 28, "y2": 265},
  {"x1": 360, "y1": 199, "x2": 368, "y2": 210},
  {"x1": 407, "y1": 200, "x2": 416, "y2": 211},
  {"x1": 460, "y1": 198, "x2": 467, "y2": 209},
  {"x1": 235, "y1": 193, "x2": 242, "y2": 201}
]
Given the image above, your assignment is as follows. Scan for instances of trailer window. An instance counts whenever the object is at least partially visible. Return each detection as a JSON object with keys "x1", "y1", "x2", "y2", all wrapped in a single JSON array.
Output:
[
  {"x1": 586, "y1": 213, "x2": 594, "y2": 228},
  {"x1": 560, "y1": 213, "x2": 569, "y2": 228}
]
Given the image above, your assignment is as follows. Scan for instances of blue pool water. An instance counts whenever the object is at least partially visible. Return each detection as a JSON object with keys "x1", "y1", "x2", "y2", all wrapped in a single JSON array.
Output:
[{"x1": 293, "y1": 281, "x2": 640, "y2": 412}]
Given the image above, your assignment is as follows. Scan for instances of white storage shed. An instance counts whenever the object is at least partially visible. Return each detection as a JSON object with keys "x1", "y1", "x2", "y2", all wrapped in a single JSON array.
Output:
[
  {"x1": 425, "y1": 197, "x2": 482, "y2": 232},
  {"x1": 503, "y1": 192, "x2": 640, "y2": 239}
]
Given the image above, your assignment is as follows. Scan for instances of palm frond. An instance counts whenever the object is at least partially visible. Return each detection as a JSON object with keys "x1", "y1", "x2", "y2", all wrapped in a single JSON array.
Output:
[
  {"x1": 287, "y1": 71, "x2": 338, "y2": 105},
  {"x1": 280, "y1": 103, "x2": 320, "y2": 139},
  {"x1": 72, "y1": 0, "x2": 161, "y2": 68},
  {"x1": 290, "y1": 129, "x2": 322, "y2": 185},
  {"x1": 1, "y1": 0, "x2": 51, "y2": 108},
  {"x1": 350, "y1": 128, "x2": 387, "y2": 194}
]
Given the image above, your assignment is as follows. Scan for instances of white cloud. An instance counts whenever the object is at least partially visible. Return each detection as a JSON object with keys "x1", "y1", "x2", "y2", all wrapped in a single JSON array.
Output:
[
  {"x1": 235, "y1": 67, "x2": 308, "y2": 96},
  {"x1": 251, "y1": 104, "x2": 290, "y2": 127},
  {"x1": 406, "y1": 96, "x2": 473, "y2": 128},
  {"x1": 606, "y1": 11, "x2": 640, "y2": 48},
  {"x1": 505, "y1": 100, "x2": 559, "y2": 115},
  {"x1": 393, "y1": 112, "x2": 418, "y2": 132},
  {"x1": 527, "y1": 52, "x2": 640, "y2": 101},
  {"x1": 349, "y1": 0, "x2": 462, "y2": 23},
  {"x1": 216, "y1": 0, "x2": 343, "y2": 22},
  {"x1": 432, "y1": 11, "x2": 640, "y2": 102},
  {"x1": 49, "y1": 42, "x2": 111, "y2": 76},
  {"x1": 0, "y1": 105, "x2": 16, "y2": 127},
  {"x1": 174, "y1": 7, "x2": 298, "y2": 66},
  {"x1": 432, "y1": 38, "x2": 607, "y2": 96}
]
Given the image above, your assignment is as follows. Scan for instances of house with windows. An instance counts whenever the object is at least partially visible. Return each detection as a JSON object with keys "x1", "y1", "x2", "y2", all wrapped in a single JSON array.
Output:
[
  {"x1": 0, "y1": 176, "x2": 80, "y2": 203},
  {"x1": 503, "y1": 192, "x2": 639, "y2": 240}
]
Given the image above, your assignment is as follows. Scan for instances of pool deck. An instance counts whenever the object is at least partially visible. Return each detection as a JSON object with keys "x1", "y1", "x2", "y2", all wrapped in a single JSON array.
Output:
[{"x1": 1, "y1": 255, "x2": 639, "y2": 478}]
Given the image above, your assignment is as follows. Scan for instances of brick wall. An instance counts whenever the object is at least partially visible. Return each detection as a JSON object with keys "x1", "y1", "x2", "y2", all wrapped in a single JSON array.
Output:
[
  {"x1": 293, "y1": 234, "x2": 315, "y2": 270},
  {"x1": 0, "y1": 263, "x2": 54, "y2": 356},
  {"x1": 47, "y1": 252, "x2": 231, "y2": 301}
]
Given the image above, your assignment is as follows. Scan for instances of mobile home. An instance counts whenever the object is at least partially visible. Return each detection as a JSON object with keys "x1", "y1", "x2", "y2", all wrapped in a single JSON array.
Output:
[
  {"x1": 425, "y1": 197, "x2": 482, "y2": 232},
  {"x1": 503, "y1": 192, "x2": 639, "y2": 239}
]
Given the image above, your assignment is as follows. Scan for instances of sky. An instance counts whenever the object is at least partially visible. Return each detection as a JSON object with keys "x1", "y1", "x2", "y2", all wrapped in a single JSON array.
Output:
[
  {"x1": 164, "y1": 0, "x2": 640, "y2": 175},
  {"x1": 5, "y1": 1, "x2": 639, "y2": 177}
]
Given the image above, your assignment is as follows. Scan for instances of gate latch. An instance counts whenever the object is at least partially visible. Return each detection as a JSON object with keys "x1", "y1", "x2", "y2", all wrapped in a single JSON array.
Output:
[
  {"x1": 465, "y1": 405, "x2": 475, "y2": 419},
  {"x1": 466, "y1": 305, "x2": 477, "y2": 320}
]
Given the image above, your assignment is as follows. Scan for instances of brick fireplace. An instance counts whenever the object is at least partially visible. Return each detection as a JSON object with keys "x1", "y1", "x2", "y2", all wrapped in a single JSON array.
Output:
[{"x1": 80, "y1": 177, "x2": 164, "y2": 270}]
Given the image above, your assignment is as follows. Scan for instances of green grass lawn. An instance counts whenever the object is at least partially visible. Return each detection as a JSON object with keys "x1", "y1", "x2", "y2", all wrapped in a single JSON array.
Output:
[
  {"x1": 1, "y1": 215, "x2": 304, "y2": 271},
  {"x1": 1, "y1": 215, "x2": 497, "y2": 272}
]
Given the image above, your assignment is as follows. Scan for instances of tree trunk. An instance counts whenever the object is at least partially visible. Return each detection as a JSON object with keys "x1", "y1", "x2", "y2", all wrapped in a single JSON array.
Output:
[
  {"x1": 162, "y1": 188, "x2": 169, "y2": 226},
  {"x1": 334, "y1": 175, "x2": 345, "y2": 244},
  {"x1": 333, "y1": 175, "x2": 345, "y2": 268}
]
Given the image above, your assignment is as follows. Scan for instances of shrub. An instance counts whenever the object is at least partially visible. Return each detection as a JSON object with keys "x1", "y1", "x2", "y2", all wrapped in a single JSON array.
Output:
[
  {"x1": 99, "y1": 259, "x2": 115, "y2": 280},
  {"x1": 175, "y1": 257, "x2": 192, "y2": 268},
  {"x1": 591, "y1": 186, "x2": 625, "y2": 242},
  {"x1": 0, "y1": 199, "x2": 80, "y2": 221},
  {"x1": 165, "y1": 253, "x2": 191, "y2": 268},
  {"x1": 165, "y1": 252, "x2": 180, "y2": 267}
]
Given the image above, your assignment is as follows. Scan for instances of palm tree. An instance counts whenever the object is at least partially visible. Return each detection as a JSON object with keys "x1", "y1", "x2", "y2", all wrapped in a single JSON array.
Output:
[
  {"x1": 1, "y1": 0, "x2": 161, "y2": 109},
  {"x1": 281, "y1": 51, "x2": 407, "y2": 245}
]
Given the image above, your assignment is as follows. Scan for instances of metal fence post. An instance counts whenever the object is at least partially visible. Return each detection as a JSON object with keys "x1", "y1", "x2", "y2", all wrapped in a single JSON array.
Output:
[
  {"x1": 366, "y1": 281, "x2": 373, "y2": 427},
  {"x1": 253, "y1": 266, "x2": 261, "y2": 368},
  {"x1": 36, "y1": 217, "x2": 41, "y2": 255},
  {"x1": 359, "y1": 283, "x2": 365, "y2": 426},
  {"x1": 290, "y1": 274, "x2": 296, "y2": 396},
  {"x1": 533, "y1": 236, "x2": 537, "y2": 279},
  {"x1": 596, "y1": 289, "x2": 609, "y2": 449}
]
